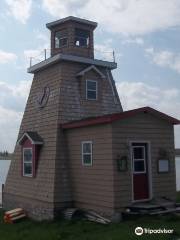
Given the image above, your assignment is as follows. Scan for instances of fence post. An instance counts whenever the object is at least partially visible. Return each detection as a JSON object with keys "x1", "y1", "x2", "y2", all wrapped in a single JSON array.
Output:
[
  {"x1": 44, "y1": 49, "x2": 47, "y2": 60},
  {"x1": 30, "y1": 57, "x2": 32, "y2": 67},
  {"x1": 113, "y1": 50, "x2": 116, "y2": 62}
]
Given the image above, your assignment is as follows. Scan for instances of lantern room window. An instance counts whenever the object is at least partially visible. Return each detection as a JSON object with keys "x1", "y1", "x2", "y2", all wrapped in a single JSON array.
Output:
[
  {"x1": 23, "y1": 148, "x2": 33, "y2": 177},
  {"x1": 55, "y1": 30, "x2": 68, "y2": 48},
  {"x1": 75, "y1": 28, "x2": 90, "y2": 47}
]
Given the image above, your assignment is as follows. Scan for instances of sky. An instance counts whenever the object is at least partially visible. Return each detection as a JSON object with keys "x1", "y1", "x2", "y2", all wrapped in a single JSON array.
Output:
[{"x1": 0, "y1": 0, "x2": 180, "y2": 152}]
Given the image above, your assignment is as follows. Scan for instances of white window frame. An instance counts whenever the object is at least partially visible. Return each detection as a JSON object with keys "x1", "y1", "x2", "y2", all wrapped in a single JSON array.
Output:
[
  {"x1": 23, "y1": 148, "x2": 33, "y2": 177},
  {"x1": 86, "y1": 80, "x2": 97, "y2": 100},
  {"x1": 132, "y1": 146, "x2": 146, "y2": 174},
  {"x1": 82, "y1": 141, "x2": 93, "y2": 166}
]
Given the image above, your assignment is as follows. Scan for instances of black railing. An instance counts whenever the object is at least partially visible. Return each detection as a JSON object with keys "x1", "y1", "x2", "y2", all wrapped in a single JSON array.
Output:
[{"x1": 29, "y1": 48, "x2": 116, "y2": 68}]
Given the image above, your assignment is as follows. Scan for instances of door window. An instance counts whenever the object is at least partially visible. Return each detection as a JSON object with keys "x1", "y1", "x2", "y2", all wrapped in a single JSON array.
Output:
[{"x1": 133, "y1": 146, "x2": 146, "y2": 173}]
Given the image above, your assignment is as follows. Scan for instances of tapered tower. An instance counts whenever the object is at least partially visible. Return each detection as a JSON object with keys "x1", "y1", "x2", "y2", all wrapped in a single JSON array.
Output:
[{"x1": 4, "y1": 16, "x2": 122, "y2": 220}]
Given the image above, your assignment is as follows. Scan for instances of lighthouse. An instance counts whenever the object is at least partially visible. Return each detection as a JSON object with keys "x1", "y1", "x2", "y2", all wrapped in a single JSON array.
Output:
[{"x1": 3, "y1": 16, "x2": 122, "y2": 220}]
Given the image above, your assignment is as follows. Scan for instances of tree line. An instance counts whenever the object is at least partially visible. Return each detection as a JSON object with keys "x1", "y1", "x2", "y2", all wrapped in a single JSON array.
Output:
[{"x1": 0, "y1": 151, "x2": 9, "y2": 156}]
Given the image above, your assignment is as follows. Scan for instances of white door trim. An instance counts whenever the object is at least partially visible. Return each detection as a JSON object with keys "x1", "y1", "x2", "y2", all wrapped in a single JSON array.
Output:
[{"x1": 129, "y1": 140, "x2": 152, "y2": 203}]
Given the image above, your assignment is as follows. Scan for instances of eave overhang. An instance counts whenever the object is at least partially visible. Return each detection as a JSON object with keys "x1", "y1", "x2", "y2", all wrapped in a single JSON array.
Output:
[
  {"x1": 61, "y1": 107, "x2": 180, "y2": 129},
  {"x1": 27, "y1": 53, "x2": 117, "y2": 74},
  {"x1": 17, "y1": 131, "x2": 43, "y2": 145},
  {"x1": 46, "y1": 16, "x2": 98, "y2": 30}
]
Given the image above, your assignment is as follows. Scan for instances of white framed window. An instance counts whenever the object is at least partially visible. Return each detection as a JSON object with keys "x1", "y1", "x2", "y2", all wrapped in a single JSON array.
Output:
[
  {"x1": 82, "y1": 141, "x2": 93, "y2": 166},
  {"x1": 86, "y1": 80, "x2": 97, "y2": 100},
  {"x1": 23, "y1": 148, "x2": 33, "y2": 177},
  {"x1": 132, "y1": 146, "x2": 146, "y2": 174}
]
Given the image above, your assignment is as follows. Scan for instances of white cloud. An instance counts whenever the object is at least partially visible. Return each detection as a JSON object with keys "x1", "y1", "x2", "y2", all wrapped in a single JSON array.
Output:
[
  {"x1": 5, "y1": 0, "x2": 32, "y2": 24},
  {"x1": 24, "y1": 32, "x2": 50, "y2": 66},
  {"x1": 117, "y1": 81, "x2": 180, "y2": 147},
  {"x1": 146, "y1": 48, "x2": 180, "y2": 74},
  {"x1": 95, "y1": 40, "x2": 116, "y2": 62},
  {"x1": 36, "y1": 32, "x2": 49, "y2": 43},
  {"x1": 0, "y1": 80, "x2": 31, "y2": 111},
  {"x1": 0, "y1": 106, "x2": 22, "y2": 152},
  {"x1": 122, "y1": 37, "x2": 144, "y2": 45},
  {"x1": 42, "y1": 0, "x2": 180, "y2": 35},
  {"x1": 24, "y1": 48, "x2": 51, "y2": 66},
  {"x1": 0, "y1": 50, "x2": 17, "y2": 64},
  {"x1": 0, "y1": 80, "x2": 31, "y2": 152}
]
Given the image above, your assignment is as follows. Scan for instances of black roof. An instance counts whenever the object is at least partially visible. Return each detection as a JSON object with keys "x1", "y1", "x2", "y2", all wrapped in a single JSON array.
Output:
[
  {"x1": 46, "y1": 16, "x2": 97, "y2": 30},
  {"x1": 17, "y1": 131, "x2": 43, "y2": 145}
]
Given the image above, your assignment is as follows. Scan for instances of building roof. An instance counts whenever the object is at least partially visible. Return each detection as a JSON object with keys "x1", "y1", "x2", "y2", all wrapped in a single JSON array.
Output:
[
  {"x1": 46, "y1": 16, "x2": 98, "y2": 30},
  {"x1": 17, "y1": 131, "x2": 43, "y2": 145},
  {"x1": 76, "y1": 65, "x2": 106, "y2": 78},
  {"x1": 27, "y1": 53, "x2": 117, "y2": 73},
  {"x1": 61, "y1": 106, "x2": 180, "y2": 129}
]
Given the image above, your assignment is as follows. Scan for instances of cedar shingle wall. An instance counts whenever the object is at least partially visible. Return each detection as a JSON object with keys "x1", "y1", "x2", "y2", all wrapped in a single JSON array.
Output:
[
  {"x1": 4, "y1": 59, "x2": 122, "y2": 218},
  {"x1": 65, "y1": 124, "x2": 115, "y2": 215},
  {"x1": 112, "y1": 112, "x2": 176, "y2": 210},
  {"x1": 59, "y1": 62, "x2": 122, "y2": 123},
  {"x1": 51, "y1": 21, "x2": 95, "y2": 58},
  {"x1": 4, "y1": 63, "x2": 62, "y2": 204}
]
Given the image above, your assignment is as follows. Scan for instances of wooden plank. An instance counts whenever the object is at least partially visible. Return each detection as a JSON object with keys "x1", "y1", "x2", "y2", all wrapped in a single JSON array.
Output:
[
  {"x1": 149, "y1": 208, "x2": 179, "y2": 215},
  {"x1": 10, "y1": 213, "x2": 26, "y2": 222},
  {"x1": 5, "y1": 208, "x2": 23, "y2": 215}
]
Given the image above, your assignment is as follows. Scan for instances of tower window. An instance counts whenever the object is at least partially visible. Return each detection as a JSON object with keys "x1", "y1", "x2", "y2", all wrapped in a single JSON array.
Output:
[
  {"x1": 23, "y1": 148, "x2": 33, "y2": 177},
  {"x1": 75, "y1": 28, "x2": 90, "y2": 47},
  {"x1": 86, "y1": 80, "x2": 97, "y2": 100},
  {"x1": 55, "y1": 30, "x2": 68, "y2": 48}
]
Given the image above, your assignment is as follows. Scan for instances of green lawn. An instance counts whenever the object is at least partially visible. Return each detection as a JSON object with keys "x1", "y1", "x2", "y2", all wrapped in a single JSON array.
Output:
[
  {"x1": 1, "y1": 210, "x2": 180, "y2": 240},
  {"x1": 0, "y1": 193, "x2": 180, "y2": 240}
]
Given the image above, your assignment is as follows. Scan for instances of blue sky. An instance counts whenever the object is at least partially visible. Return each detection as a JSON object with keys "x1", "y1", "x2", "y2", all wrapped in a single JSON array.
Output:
[{"x1": 0, "y1": 0, "x2": 180, "y2": 151}]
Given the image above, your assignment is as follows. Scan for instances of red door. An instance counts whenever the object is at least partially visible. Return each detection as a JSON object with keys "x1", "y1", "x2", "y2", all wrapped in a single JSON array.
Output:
[{"x1": 132, "y1": 143, "x2": 149, "y2": 201}]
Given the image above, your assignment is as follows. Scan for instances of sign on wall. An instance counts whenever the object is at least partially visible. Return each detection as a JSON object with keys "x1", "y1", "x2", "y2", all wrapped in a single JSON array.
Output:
[{"x1": 36, "y1": 86, "x2": 50, "y2": 108}]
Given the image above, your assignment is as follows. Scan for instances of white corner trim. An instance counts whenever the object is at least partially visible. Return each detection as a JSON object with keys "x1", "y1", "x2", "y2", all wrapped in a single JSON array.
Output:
[
  {"x1": 76, "y1": 65, "x2": 106, "y2": 78},
  {"x1": 17, "y1": 132, "x2": 43, "y2": 145}
]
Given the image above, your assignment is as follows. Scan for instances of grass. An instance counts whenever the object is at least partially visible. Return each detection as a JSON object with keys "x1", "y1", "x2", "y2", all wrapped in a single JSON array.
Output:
[
  {"x1": 0, "y1": 193, "x2": 180, "y2": 240},
  {"x1": 1, "y1": 210, "x2": 180, "y2": 240}
]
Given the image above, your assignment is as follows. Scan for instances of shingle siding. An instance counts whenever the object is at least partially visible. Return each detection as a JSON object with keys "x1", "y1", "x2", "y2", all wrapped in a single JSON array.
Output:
[
  {"x1": 64, "y1": 124, "x2": 115, "y2": 216},
  {"x1": 4, "y1": 59, "x2": 122, "y2": 219},
  {"x1": 112, "y1": 112, "x2": 176, "y2": 210}
]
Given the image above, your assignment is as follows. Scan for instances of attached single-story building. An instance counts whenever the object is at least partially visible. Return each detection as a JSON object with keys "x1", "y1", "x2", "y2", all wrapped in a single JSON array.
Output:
[{"x1": 61, "y1": 107, "x2": 179, "y2": 216}]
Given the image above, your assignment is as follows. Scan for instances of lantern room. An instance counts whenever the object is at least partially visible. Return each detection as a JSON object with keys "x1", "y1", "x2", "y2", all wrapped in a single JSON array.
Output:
[{"x1": 46, "y1": 16, "x2": 97, "y2": 58}]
